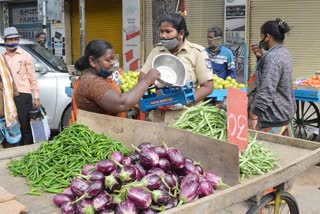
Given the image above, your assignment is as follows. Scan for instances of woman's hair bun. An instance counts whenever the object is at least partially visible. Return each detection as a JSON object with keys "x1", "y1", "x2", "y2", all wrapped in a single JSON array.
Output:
[{"x1": 275, "y1": 18, "x2": 290, "y2": 34}]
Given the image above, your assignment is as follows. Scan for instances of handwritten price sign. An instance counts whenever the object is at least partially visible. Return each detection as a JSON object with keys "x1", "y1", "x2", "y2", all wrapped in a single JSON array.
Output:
[{"x1": 227, "y1": 88, "x2": 248, "y2": 151}]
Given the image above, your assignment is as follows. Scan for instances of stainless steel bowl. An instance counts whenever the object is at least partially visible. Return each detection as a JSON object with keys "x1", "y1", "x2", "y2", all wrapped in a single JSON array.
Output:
[{"x1": 152, "y1": 53, "x2": 187, "y2": 86}]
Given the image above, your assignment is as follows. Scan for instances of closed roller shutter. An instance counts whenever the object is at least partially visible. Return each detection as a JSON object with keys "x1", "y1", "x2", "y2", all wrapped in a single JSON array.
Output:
[
  {"x1": 143, "y1": 0, "x2": 153, "y2": 62},
  {"x1": 71, "y1": 0, "x2": 122, "y2": 65},
  {"x1": 143, "y1": 0, "x2": 224, "y2": 62},
  {"x1": 185, "y1": 0, "x2": 224, "y2": 47},
  {"x1": 249, "y1": 0, "x2": 320, "y2": 79}
]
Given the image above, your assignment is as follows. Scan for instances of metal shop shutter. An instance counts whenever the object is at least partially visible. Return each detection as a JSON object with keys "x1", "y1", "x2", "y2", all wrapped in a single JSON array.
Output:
[
  {"x1": 185, "y1": 0, "x2": 224, "y2": 47},
  {"x1": 71, "y1": 0, "x2": 122, "y2": 65},
  {"x1": 143, "y1": 0, "x2": 224, "y2": 63},
  {"x1": 249, "y1": 0, "x2": 320, "y2": 79}
]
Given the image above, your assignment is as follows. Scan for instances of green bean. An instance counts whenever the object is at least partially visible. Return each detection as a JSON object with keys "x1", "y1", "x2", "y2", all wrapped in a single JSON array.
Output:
[
  {"x1": 239, "y1": 135, "x2": 279, "y2": 179},
  {"x1": 171, "y1": 103, "x2": 227, "y2": 141}
]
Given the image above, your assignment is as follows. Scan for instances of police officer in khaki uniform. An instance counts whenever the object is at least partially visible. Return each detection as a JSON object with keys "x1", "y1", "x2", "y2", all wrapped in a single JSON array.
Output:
[{"x1": 139, "y1": 13, "x2": 213, "y2": 123}]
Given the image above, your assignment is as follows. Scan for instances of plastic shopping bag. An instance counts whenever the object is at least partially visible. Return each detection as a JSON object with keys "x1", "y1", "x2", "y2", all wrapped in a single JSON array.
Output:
[{"x1": 30, "y1": 108, "x2": 51, "y2": 143}]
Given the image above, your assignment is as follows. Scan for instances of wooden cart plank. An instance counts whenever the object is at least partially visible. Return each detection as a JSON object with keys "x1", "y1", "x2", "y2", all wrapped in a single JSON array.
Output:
[
  {"x1": 0, "y1": 144, "x2": 41, "y2": 161},
  {"x1": 250, "y1": 130, "x2": 320, "y2": 150},
  {"x1": 0, "y1": 159, "x2": 59, "y2": 214}
]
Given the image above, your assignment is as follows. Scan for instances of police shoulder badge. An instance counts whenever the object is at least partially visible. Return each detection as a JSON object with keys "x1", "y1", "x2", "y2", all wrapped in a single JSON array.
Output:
[{"x1": 205, "y1": 58, "x2": 212, "y2": 69}]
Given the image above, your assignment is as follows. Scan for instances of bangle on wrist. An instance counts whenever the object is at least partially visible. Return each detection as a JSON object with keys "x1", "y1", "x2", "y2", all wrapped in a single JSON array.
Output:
[{"x1": 249, "y1": 117, "x2": 258, "y2": 120}]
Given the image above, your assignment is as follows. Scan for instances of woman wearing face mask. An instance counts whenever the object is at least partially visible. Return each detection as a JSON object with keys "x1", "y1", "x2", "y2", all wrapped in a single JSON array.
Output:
[
  {"x1": 139, "y1": 13, "x2": 213, "y2": 123},
  {"x1": 248, "y1": 18, "x2": 295, "y2": 136},
  {"x1": 71, "y1": 40, "x2": 160, "y2": 121}
]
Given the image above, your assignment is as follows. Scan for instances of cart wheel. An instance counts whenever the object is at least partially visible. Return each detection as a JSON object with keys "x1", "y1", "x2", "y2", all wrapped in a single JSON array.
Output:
[
  {"x1": 293, "y1": 101, "x2": 320, "y2": 140},
  {"x1": 246, "y1": 191, "x2": 299, "y2": 214}
]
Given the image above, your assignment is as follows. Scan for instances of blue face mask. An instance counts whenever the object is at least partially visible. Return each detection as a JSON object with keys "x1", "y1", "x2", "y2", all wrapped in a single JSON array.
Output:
[
  {"x1": 6, "y1": 43, "x2": 19, "y2": 51},
  {"x1": 6, "y1": 43, "x2": 19, "y2": 48},
  {"x1": 96, "y1": 63, "x2": 113, "y2": 78}
]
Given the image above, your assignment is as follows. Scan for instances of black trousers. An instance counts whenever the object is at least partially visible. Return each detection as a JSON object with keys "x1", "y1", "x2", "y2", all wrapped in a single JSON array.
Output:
[{"x1": 14, "y1": 93, "x2": 33, "y2": 145}]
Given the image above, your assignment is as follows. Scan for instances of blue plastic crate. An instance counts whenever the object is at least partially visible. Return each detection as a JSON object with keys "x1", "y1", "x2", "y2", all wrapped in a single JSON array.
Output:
[
  {"x1": 294, "y1": 89, "x2": 320, "y2": 103},
  {"x1": 206, "y1": 88, "x2": 247, "y2": 101},
  {"x1": 139, "y1": 86, "x2": 195, "y2": 112}
]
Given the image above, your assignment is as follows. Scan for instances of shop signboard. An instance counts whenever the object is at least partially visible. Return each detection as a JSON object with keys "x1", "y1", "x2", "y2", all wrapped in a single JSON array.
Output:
[
  {"x1": 122, "y1": 0, "x2": 141, "y2": 71},
  {"x1": 8, "y1": 2, "x2": 41, "y2": 41},
  {"x1": 225, "y1": 0, "x2": 247, "y2": 83},
  {"x1": 51, "y1": 23, "x2": 66, "y2": 62}
]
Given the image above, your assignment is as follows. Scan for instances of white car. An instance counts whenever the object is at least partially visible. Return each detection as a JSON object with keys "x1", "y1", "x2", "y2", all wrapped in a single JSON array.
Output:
[{"x1": 0, "y1": 39, "x2": 71, "y2": 131}]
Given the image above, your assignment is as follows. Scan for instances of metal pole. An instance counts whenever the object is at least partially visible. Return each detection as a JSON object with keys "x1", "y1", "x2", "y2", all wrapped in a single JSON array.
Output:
[
  {"x1": 79, "y1": 0, "x2": 86, "y2": 55},
  {"x1": 42, "y1": 0, "x2": 47, "y2": 48}
]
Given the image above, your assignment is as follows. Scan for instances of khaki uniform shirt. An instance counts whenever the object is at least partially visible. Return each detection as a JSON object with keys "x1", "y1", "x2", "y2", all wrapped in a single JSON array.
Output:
[{"x1": 141, "y1": 40, "x2": 213, "y2": 87}]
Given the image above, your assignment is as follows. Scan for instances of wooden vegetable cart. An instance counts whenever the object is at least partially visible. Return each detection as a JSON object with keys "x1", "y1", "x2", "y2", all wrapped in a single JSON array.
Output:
[
  {"x1": 0, "y1": 110, "x2": 319, "y2": 214},
  {"x1": 293, "y1": 88, "x2": 320, "y2": 141}
]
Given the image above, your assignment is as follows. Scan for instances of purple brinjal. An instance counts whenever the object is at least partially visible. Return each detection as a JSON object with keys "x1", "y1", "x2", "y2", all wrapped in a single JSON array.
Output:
[
  {"x1": 61, "y1": 202, "x2": 77, "y2": 214},
  {"x1": 179, "y1": 181, "x2": 200, "y2": 204},
  {"x1": 140, "y1": 208, "x2": 157, "y2": 214},
  {"x1": 53, "y1": 194, "x2": 72, "y2": 208},
  {"x1": 165, "y1": 198, "x2": 179, "y2": 210},
  {"x1": 158, "y1": 158, "x2": 171, "y2": 172},
  {"x1": 93, "y1": 192, "x2": 112, "y2": 212},
  {"x1": 126, "y1": 187, "x2": 152, "y2": 209},
  {"x1": 154, "y1": 146, "x2": 167, "y2": 158},
  {"x1": 163, "y1": 173, "x2": 178, "y2": 190},
  {"x1": 151, "y1": 189, "x2": 170, "y2": 205},
  {"x1": 199, "y1": 180, "x2": 214, "y2": 197},
  {"x1": 166, "y1": 148, "x2": 184, "y2": 170},
  {"x1": 133, "y1": 163, "x2": 146, "y2": 181},
  {"x1": 104, "y1": 174, "x2": 121, "y2": 192},
  {"x1": 138, "y1": 142, "x2": 154, "y2": 151},
  {"x1": 147, "y1": 168, "x2": 165, "y2": 177},
  {"x1": 117, "y1": 165, "x2": 136, "y2": 183},
  {"x1": 111, "y1": 151, "x2": 124, "y2": 164},
  {"x1": 116, "y1": 200, "x2": 137, "y2": 214},
  {"x1": 81, "y1": 164, "x2": 95, "y2": 176},
  {"x1": 182, "y1": 160, "x2": 198, "y2": 175},
  {"x1": 180, "y1": 173, "x2": 199, "y2": 189},
  {"x1": 139, "y1": 148, "x2": 159, "y2": 170},
  {"x1": 122, "y1": 156, "x2": 133, "y2": 165},
  {"x1": 204, "y1": 171, "x2": 229, "y2": 189},
  {"x1": 76, "y1": 198, "x2": 95, "y2": 214},
  {"x1": 62, "y1": 187, "x2": 75, "y2": 200},
  {"x1": 85, "y1": 170, "x2": 105, "y2": 182},
  {"x1": 96, "y1": 159, "x2": 116, "y2": 175},
  {"x1": 70, "y1": 178, "x2": 89, "y2": 196},
  {"x1": 139, "y1": 173, "x2": 162, "y2": 190}
]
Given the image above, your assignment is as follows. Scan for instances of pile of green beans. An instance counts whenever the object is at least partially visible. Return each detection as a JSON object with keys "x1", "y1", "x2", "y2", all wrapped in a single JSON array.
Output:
[
  {"x1": 7, "y1": 123, "x2": 131, "y2": 195},
  {"x1": 171, "y1": 100, "x2": 227, "y2": 141},
  {"x1": 239, "y1": 135, "x2": 279, "y2": 179}
]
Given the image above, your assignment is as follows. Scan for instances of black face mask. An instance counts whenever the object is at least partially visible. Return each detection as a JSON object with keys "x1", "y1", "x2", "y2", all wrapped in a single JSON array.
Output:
[
  {"x1": 259, "y1": 36, "x2": 269, "y2": 51},
  {"x1": 39, "y1": 40, "x2": 46, "y2": 47}
]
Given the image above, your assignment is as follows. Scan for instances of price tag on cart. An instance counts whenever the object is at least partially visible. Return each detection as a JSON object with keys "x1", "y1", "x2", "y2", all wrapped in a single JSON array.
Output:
[{"x1": 227, "y1": 88, "x2": 248, "y2": 151}]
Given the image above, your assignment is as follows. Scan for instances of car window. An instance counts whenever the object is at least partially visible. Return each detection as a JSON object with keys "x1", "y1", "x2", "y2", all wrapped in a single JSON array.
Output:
[
  {"x1": 25, "y1": 44, "x2": 68, "y2": 72},
  {"x1": 0, "y1": 45, "x2": 49, "y2": 72},
  {"x1": 0, "y1": 46, "x2": 6, "y2": 54}
]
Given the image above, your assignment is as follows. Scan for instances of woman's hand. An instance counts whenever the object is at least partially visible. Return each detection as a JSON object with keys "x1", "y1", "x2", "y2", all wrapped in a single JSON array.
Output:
[
  {"x1": 248, "y1": 112, "x2": 258, "y2": 129},
  {"x1": 144, "y1": 68, "x2": 161, "y2": 85},
  {"x1": 248, "y1": 118, "x2": 258, "y2": 130},
  {"x1": 251, "y1": 44, "x2": 263, "y2": 60}
]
